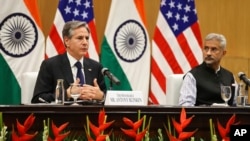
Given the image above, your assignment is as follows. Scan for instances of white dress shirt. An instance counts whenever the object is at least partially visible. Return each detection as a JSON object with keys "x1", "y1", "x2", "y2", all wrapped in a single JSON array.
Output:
[
  {"x1": 179, "y1": 72, "x2": 197, "y2": 106},
  {"x1": 67, "y1": 52, "x2": 85, "y2": 82}
]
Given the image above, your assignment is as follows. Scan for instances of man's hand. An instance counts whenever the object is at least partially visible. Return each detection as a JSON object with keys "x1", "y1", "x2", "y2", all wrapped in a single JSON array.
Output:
[{"x1": 79, "y1": 78, "x2": 104, "y2": 101}]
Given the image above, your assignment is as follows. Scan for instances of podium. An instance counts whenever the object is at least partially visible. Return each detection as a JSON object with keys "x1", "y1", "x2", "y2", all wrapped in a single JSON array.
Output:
[{"x1": 1, "y1": 105, "x2": 250, "y2": 140}]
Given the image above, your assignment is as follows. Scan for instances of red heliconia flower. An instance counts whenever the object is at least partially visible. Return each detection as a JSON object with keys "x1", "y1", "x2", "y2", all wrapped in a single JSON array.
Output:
[
  {"x1": 135, "y1": 128, "x2": 148, "y2": 141},
  {"x1": 121, "y1": 128, "x2": 137, "y2": 137},
  {"x1": 166, "y1": 130, "x2": 182, "y2": 141},
  {"x1": 16, "y1": 113, "x2": 36, "y2": 135},
  {"x1": 12, "y1": 113, "x2": 38, "y2": 141},
  {"x1": 98, "y1": 108, "x2": 106, "y2": 126},
  {"x1": 98, "y1": 109, "x2": 115, "y2": 131},
  {"x1": 166, "y1": 108, "x2": 197, "y2": 141},
  {"x1": 96, "y1": 135, "x2": 108, "y2": 141},
  {"x1": 12, "y1": 128, "x2": 37, "y2": 141},
  {"x1": 121, "y1": 127, "x2": 148, "y2": 141},
  {"x1": 178, "y1": 131, "x2": 198, "y2": 140},
  {"x1": 86, "y1": 133, "x2": 95, "y2": 141},
  {"x1": 217, "y1": 114, "x2": 239, "y2": 141},
  {"x1": 87, "y1": 108, "x2": 114, "y2": 141},
  {"x1": 123, "y1": 117, "x2": 144, "y2": 131},
  {"x1": 86, "y1": 128, "x2": 111, "y2": 141},
  {"x1": 48, "y1": 121, "x2": 70, "y2": 141},
  {"x1": 88, "y1": 120, "x2": 114, "y2": 137},
  {"x1": 121, "y1": 116, "x2": 148, "y2": 141}
]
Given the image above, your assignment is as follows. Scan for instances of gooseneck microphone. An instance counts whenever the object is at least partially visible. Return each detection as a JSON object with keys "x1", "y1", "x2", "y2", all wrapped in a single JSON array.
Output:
[
  {"x1": 101, "y1": 68, "x2": 120, "y2": 85},
  {"x1": 238, "y1": 72, "x2": 250, "y2": 86}
]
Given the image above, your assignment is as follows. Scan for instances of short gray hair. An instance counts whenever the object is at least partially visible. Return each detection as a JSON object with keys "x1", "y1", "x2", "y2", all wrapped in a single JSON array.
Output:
[
  {"x1": 62, "y1": 21, "x2": 90, "y2": 39},
  {"x1": 205, "y1": 33, "x2": 226, "y2": 49}
]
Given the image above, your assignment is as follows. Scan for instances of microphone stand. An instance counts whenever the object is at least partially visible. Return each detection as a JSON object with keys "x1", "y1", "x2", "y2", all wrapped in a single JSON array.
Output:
[
  {"x1": 245, "y1": 84, "x2": 249, "y2": 105},
  {"x1": 109, "y1": 79, "x2": 113, "y2": 90},
  {"x1": 107, "y1": 75, "x2": 119, "y2": 90}
]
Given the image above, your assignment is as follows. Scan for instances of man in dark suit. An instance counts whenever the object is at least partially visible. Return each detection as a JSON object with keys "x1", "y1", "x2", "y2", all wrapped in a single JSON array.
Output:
[{"x1": 31, "y1": 21, "x2": 106, "y2": 103}]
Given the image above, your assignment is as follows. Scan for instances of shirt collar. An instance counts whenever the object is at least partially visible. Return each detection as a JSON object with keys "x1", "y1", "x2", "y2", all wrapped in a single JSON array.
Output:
[
  {"x1": 67, "y1": 52, "x2": 84, "y2": 68},
  {"x1": 202, "y1": 62, "x2": 221, "y2": 74},
  {"x1": 216, "y1": 66, "x2": 221, "y2": 74}
]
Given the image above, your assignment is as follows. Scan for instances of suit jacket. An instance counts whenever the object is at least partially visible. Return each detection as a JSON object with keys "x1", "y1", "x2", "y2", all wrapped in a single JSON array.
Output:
[{"x1": 31, "y1": 53, "x2": 106, "y2": 103}]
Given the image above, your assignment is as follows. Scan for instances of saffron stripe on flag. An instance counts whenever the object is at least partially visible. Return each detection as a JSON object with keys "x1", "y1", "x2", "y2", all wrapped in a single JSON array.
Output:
[
  {"x1": 0, "y1": 0, "x2": 44, "y2": 104},
  {"x1": 101, "y1": 0, "x2": 150, "y2": 105}
]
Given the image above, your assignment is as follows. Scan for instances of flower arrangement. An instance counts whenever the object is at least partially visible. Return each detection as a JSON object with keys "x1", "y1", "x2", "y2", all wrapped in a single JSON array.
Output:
[
  {"x1": 11, "y1": 113, "x2": 37, "y2": 140},
  {"x1": 85, "y1": 108, "x2": 114, "y2": 141},
  {"x1": 47, "y1": 120, "x2": 70, "y2": 141},
  {"x1": 0, "y1": 108, "x2": 241, "y2": 141},
  {"x1": 165, "y1": 107, "x2": 198, "y2": 141},
  {"x1": 209, "y1": 114, "x2": 239, "y2": 141},
  {"x1": 120, "y1": 110, "x2": 151, "y2": 141}
]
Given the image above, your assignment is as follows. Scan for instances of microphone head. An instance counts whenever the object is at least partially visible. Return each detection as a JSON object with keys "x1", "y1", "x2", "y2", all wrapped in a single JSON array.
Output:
[
  {"x1": 101, "y1": 68, "x2": 109, "y2": 75},
  {"x1": 238, "y1": 72, "x2": 246, "y2": 80}
]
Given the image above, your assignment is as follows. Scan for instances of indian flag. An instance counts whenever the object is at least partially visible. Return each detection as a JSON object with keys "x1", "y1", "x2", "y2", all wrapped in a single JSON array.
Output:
[
  {"x1": 0, "y1": 0, "x2": 44, "y2": 105},
  {"x1": 100, "y1": 0, "x2": 150, "y2": 104}
]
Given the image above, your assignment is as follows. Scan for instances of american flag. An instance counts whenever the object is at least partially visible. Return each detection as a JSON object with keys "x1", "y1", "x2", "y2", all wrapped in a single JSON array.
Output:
[
  {"x1": 46, "y1": 0, "x2": 99, "y2": 61},
  {"x1": 149, "y1": 0, "x2": 203, "y2": 105}
]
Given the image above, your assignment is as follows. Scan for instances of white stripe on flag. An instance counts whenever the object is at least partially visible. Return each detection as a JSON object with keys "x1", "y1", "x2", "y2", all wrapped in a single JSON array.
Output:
[{"x1": 150, "y1": 0, "x2": 202, "y2": 105}]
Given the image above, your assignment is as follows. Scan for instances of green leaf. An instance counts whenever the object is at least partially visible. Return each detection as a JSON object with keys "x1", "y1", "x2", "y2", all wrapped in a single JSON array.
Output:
[{"x1": 0, "y1": 112, "x2": 2, "y2": 130}]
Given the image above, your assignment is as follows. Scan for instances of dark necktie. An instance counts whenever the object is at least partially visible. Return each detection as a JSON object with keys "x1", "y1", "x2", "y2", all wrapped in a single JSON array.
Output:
[{"x1": 75, "y1": 61, "x2": 85, "y2": 85}]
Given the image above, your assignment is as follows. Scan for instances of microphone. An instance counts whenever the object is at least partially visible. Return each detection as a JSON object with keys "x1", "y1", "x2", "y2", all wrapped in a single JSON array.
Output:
[
  {"x1": 101, "y1": 68, "x2": 120, "y2": 85},
  {"x1": 238, "y1": 72, "x2": 250, "y2": 86}
]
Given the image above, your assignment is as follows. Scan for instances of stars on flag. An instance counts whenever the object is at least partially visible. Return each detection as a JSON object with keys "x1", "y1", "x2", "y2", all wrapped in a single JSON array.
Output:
[
  {"x1": 160, "y1": 0, "x2": 198, "y2": 35},
  {"x1": 59, "y1": 0, "x2": 93, "y2": 22}
]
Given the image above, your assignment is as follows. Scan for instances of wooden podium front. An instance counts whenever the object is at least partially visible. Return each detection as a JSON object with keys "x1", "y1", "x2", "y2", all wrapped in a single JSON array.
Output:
[{"x1": 0, "y1": 105, "x2": 250, "y2": 140}]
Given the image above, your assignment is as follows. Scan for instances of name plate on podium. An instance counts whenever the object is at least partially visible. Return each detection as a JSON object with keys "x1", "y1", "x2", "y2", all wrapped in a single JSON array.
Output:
[{"x1": 104, "y1": 90, "x2": 146, "y2": 106}]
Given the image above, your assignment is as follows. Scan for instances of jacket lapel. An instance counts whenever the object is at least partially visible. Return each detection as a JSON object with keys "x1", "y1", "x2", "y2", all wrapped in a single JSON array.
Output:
[
  {"x1": 61, "y1": 53, "x2": 74, "y2": 86},
  {"x1": 83, "y1": 59, "x2": 93, "y2": 85}
]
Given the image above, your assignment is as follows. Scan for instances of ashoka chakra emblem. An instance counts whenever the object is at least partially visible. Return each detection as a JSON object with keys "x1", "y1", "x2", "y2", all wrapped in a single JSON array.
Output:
[
  {"x1": 0, "y1": 13, "x2": 38, "y2": 57},
  {"x1": 113, "y1": 20, "x2": 147, "y2": 62}
]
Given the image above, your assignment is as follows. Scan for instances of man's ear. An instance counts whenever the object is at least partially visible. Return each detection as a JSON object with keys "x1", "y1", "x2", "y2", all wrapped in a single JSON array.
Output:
[
  {"x1": 64, "y1": 37, "x2": 70, "y2": 47},
  {"x1": 222, "y1": 50, "x2": 227, "y2": 56}
]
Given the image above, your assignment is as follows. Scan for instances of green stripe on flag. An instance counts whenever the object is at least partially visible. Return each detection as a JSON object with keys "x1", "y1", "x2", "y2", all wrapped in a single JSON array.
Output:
[
  {"x1": 0, "y1": 54, "x2": 21, "y2": 105},
  {"x1": 101, "y1": 37, "x2": 132, "y2": 90}
]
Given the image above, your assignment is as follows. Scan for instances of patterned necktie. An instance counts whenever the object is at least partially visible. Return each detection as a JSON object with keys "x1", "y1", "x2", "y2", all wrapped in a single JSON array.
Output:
[{"x1": 75, "y1": 61, "x2": 85, "y2": 85}]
